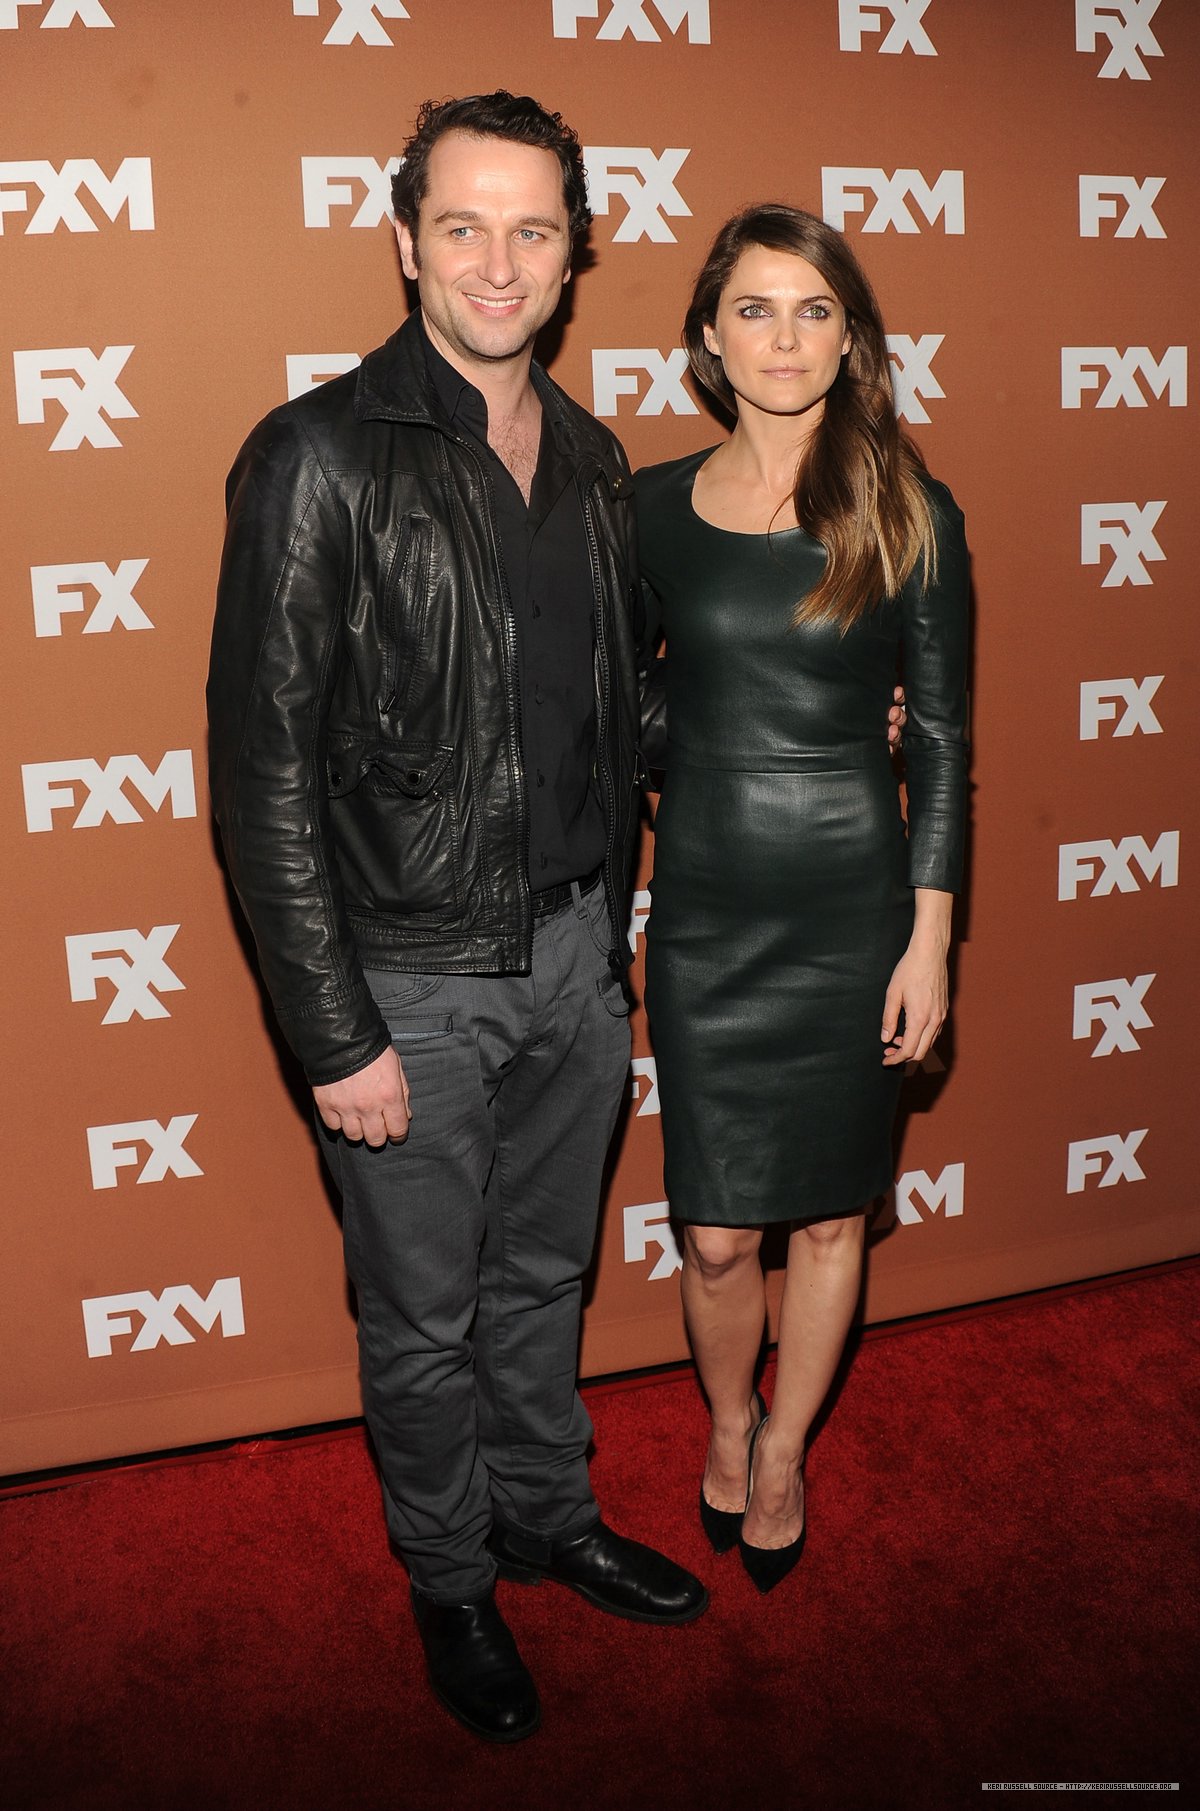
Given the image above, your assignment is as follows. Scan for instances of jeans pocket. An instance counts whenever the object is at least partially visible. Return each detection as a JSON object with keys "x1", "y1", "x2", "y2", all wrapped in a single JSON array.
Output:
[{"x1": 361, "y1": 968, "x2": 445, "y2": 1011}]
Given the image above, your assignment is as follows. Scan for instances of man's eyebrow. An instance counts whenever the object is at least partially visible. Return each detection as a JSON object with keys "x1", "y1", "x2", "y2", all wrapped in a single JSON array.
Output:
[{"x1": 431, "y1": 208, "x2": 564, "y2": 231}]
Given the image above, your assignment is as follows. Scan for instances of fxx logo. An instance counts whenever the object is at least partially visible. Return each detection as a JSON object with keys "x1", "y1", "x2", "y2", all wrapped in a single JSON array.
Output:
[
  {"x1": 592, "y1": 349, "x2": 696, "y2": 417},
  {"x1": 23, "y1": 750, "x2": 195, "y2": 830},
  {"x1": 822, "y1": 168, "x2": 963, "y2": 234},
  {"x1": 1066, "y1": 1129, "x2": 1147, "y2": 1193},
  {"x1": 1078, "y1": 676, "x2": 1162, "y2": 739},
  {"x1": 1080, "y1": 502, "x2": 1164, "y2": 586},
  {"x1": 1073, "y1": 976, "x2": 1154, "y2": 1056},
  {"x1": 13, "y1": 345, "x2": 136, "y2": 449},
  {"x1": 1057, "y1": 831, "x2": 1178, "y2": 899},
  {"x1": 87, "y1": 1116, "x2": 202, "y2": 1189},
  {"x1": 894, "y1": 1162, "x2": 964, "y2": 1225},
  {"x1": 887, "y1": 334, "x2": 944, "y2": 424},
  {"x1": 65, "y1": 926, "x2": 184, "y2": 1024},
  {"x1": 624, "y1": 1201, "x2": 682, "y2": 1279},
  {"x1": 32, "y1": 560, "x2": 151, "y2": 636},
  {"x1": 82, "y1": 1278, "x2": 244, "y2": 1357},
  {"x1": 553, "y1": 0, "x2": 710, "y2": 40},
  {"x1": 584, "y1": 147, "x2": 690, "y2": 242},
  {"x1": 292, "y1": 0, "x2": 408, "y2": 45},
  {"x1": 1079, "y1": 175, "x2": 1164, "y2": 237},
  {"x1": 837, "y1": 0, "x2": 935, "y2": 54},
  {"x1": 1061, "y1": 346, "x2": 1186, "y2": 408},
  {"x1": 1075, "y1": 1, "x2": 1162, "y2": 80}
]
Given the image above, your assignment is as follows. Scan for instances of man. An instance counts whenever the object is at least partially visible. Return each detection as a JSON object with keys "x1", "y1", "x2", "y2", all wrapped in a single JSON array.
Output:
[{"x1": 207, "y1": 92, "x2": 703, "y2": 1746}]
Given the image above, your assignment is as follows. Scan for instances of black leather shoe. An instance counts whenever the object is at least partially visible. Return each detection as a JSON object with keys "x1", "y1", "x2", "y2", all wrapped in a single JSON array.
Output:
[
  {"x1": 488, "y1": 1519, "x2": 708, "y2": 1624},
  {"x1": 410, "y1": 1586, "x2": 540, "y2": 1743}
]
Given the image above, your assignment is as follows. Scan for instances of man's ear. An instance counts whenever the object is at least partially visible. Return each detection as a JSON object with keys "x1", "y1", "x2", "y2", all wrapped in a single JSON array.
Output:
[{"x1": 395, "y1": 219, "x2": 419, "y2": 281}]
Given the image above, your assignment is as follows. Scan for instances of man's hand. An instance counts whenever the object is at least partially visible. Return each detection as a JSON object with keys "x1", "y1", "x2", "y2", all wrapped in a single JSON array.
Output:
[
  {"x1": 313, "y1": 1046, "x2": 411, "y2": 1147},
  {"x1": 887, "y1": 683, "x2": 907, "y2": 750}
]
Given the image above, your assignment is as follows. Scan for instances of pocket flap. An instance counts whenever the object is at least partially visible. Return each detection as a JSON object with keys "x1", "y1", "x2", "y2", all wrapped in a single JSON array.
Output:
[{"x1": 366, "y1": 742, "x2": 453, "y2": 799}]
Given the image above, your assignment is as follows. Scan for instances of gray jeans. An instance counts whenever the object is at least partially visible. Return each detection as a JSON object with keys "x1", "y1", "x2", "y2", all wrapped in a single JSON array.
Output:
[{"x1": 319, "y1": 878, "x2": 631, "y2": 1603}]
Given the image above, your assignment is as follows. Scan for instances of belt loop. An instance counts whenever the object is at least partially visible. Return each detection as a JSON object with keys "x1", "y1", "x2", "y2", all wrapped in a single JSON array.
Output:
[{"x1": 570, "y1": 879, "x2": 586, "y2": 917}]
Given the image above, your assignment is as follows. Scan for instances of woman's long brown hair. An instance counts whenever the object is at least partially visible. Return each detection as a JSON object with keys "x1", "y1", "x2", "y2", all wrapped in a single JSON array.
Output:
[{"x1": 683, "y1": 203, "x2": 936, "y2": 632}]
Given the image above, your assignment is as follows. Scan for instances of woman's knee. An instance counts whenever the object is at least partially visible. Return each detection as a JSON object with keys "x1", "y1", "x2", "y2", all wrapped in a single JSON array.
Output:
[
  {"x1": 683, "y1": 1224, "x2": 761, "y2": 1281},
  {"x1": 795, "y1": 1212, "x2": 866, "y2": 1252}
]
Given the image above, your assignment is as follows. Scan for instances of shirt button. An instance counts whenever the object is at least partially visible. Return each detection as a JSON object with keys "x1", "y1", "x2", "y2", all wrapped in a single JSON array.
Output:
[
  {"x1": 531, "y1": 601, "x2": 541, "y2": 618},
  {"x1": 536, "y1": 771, "x2": 545, "y2": 788}
]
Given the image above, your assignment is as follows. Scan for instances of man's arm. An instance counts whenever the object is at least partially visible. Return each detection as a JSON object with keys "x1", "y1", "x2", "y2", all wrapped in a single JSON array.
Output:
[{"x1": 207, "y1": 410, "x2": 392, "y2": 1096}]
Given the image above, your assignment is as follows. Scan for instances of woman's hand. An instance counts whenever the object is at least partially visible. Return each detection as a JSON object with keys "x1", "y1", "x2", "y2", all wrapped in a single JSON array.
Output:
[{"x1": 881, "y1": 888, "x2": 953, "y2": 1067}]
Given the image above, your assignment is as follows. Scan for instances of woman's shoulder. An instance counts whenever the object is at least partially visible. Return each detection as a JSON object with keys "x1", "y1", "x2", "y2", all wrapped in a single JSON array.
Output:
[
  {"x1": 915, "y1": 467, "x2": 965, "y2": 529},
  {"x1": 634, "y1": 445, "x2": 718, "y2": 508}
]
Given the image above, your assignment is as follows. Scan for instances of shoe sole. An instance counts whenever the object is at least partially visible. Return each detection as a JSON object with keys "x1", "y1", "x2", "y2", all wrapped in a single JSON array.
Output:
[
  {"x1": 427, "y1": 1675, "x2": 541, "y2": 1744},
  {"x1": 494, "y1": 1561, "x2": 709, "y2": 1625}
]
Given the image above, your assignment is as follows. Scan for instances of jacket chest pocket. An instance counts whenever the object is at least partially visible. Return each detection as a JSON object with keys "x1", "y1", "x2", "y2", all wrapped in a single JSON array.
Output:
[{"x1": 381, "y1": 513, "x2": 434, "y2": 715}]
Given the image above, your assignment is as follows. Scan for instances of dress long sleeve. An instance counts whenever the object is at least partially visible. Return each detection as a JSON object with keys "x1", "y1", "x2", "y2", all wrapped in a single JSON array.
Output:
[{"x1": 900, "y1": 479, "x2": 970, "y2": 892}]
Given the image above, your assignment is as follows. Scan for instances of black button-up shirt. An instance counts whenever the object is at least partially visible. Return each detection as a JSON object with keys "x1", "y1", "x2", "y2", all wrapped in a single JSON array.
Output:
[{"x1": 422, "y1": 320, "x2": 606, "y2": 891}]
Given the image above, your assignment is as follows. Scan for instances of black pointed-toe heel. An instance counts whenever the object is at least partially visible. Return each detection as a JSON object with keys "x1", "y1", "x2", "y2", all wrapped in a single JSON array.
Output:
[
  {"x1": 737, "y1": 1414, "x2": 807, "y2": 1594},
  {"x1": 698, "y1": 1388, "x2": 767, "y2": 1553}
]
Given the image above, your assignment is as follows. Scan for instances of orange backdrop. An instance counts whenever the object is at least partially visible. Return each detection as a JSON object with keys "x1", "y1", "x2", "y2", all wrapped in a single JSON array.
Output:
[{"x1": 3, "y1": 0, "x2": 1197, "y2": 1475}]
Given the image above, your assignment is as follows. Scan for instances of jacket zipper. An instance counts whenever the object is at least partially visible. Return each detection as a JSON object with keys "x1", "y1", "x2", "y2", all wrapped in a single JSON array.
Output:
[
  {"x1": 448, "y1": 433, "x2": 532, "y2": 958},
  {"x1": 582, "y1": 472, "x2": 622, "y2": 968}
]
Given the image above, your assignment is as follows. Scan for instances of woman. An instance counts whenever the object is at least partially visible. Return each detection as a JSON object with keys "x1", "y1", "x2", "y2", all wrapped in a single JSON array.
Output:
[{"x1": 638, "y1": 206, "x2": 969, "y2": 1592}]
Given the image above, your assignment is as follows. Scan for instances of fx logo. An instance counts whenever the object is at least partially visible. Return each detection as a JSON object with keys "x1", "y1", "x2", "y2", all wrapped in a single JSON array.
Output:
[
  {"x1": 82, "y1": 1278, "x2": 244, "y2": 1358},
  {"x1": 584, "y1": 147, "x2": 691, "y2": 243},
  {"x1": 31, "y1": 559, "x2": 151, "y2": 636},
  {"x1": 886, "y1": 334, "x2": 944, "y2": 424},
  {"x1": 1073, "y1": 976, "x2": 1155, "y2": 1057},
  {"x1": 1080, "y1": 502, "x2": 1165, "y2": 586},
  {"x1": 837, "y1": 0, "x2": 935, "y2": 54},
  {"x1": 1079, "y1": 676, "x2": 1163, "y2": 739},
  {"x1": 285, "y1": 354, "x2": 360, "y2": 401},
  {"x1": 592, "y1": 349, "x2": 697, "y2": 417},
  {"x1": 627, "y1": 888, "x2": 651, "y2": 951},
  {"x1": 1058, "y1": 831, "x2": 1178, "y2": 899},
  {"x1": 822, "y1": 168, "x2": 963, "y2": 235},
  {"x1": 13, "y1": 345, "x2": 136, "y2": 451},
  {"x1": 0, "y1": 159, "x2": 153, "y2": 234},
  {"x1": 87, "y1": 1116, "x2": 202, "y2": 1189},
  {"x1": 1066, "y1": 1129, "x2": 1147, "y2": 1193},
  {"x1": 0, "y1": 0, "x2": 112, "y2": 25},
  {"x1": 1061, "y1": 346, "x2": 1186, "y2": 408},
  {"x1": 1075, "y1": 1, "x2": 1162, "y2": 80},
  {"x1": 894, "y1": 1162, "x2": 964, "y2": 1226},
  {"x1": 624, "y1": 1201, "x2": 682, "y2": 1280},
  {"x1": 23, "y1": 750, "x2": 196, "y2": 831},
  {"x1": 292, "y1": 0, "x2": 408, "y2": 45},
  {"x1": 552, "y1": 0, "x2": 710, "y2": 40},
  {"x1": 301, "y1": 156, "x2": 399, "y2": 227},
  {"x1": 630, "y1": 1056, "x2": 660, "y2": 1116},
  {"x1": 65, "y1": 926, "x2": 184, "y2": 1024},
  {"x1": 1079, "y1": 175, "x2": 1165, "y2": 238}
]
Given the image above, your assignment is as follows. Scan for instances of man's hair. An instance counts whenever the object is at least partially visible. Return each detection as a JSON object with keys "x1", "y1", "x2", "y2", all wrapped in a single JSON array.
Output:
[{"x1": 391, "y1": 91, "x2": 592, "y2": 244}]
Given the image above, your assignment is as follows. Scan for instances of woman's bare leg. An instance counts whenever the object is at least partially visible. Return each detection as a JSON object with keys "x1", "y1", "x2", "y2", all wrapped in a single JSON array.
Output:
[
  {"x1": 742, "y1": 1212, "x2": 866, "y2": 1548},
  {"x1": 681, "y1": 1223, "x2": 766, "y2": 1511}
]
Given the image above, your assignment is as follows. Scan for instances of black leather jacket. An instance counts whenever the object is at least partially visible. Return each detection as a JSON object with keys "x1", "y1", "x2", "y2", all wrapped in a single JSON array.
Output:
[{"x1": 208, "y1": 313, "x2": 644, "y2": 1086}]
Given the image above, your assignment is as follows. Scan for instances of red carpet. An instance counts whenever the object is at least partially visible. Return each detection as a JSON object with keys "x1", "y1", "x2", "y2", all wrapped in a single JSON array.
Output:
[{"x1": 3, "y1": 1267, "x2": 1196, "y2": 1810}]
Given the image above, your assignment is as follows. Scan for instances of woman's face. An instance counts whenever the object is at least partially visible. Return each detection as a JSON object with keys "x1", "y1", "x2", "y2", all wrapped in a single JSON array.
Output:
[{"x1": 703, "y1": 244, "x2": 851, "y2": 427}]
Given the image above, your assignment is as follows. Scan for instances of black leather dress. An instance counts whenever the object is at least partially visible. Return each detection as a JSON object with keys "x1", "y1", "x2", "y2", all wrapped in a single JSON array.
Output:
[{"x1": 638, "y1": 449, "x2": 969, "y2": 1226}]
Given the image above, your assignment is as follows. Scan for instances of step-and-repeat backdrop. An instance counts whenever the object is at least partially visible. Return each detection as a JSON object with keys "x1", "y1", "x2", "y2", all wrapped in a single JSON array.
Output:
[{"x1": 3, "y1": 1, "x2": 1197, "y2": 1474}]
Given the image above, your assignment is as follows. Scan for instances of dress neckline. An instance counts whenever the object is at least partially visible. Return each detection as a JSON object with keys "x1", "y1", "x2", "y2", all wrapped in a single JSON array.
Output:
[{"x1": 687, "y1": 448, "x2": 805, "y2": 539}]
